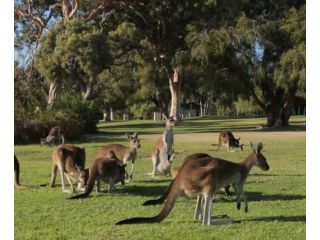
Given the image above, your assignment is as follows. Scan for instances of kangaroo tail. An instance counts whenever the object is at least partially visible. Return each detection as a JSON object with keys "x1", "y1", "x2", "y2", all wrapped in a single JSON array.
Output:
[
  {"x1": 142, "y1": 180, "x2": 174, "y2": 206},
  {"x1": 69, "y1": 167, "x2": 96, "y2": 200},
  {"x1": 14, "y1": 155, "x2": 21, "y2": 186},
  {"x1": 116, "y1": 179, "x2": 180, "y2": 225}
]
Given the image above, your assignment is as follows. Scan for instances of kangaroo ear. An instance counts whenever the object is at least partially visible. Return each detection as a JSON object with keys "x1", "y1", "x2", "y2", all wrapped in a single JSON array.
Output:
[
  {"x1": 109, "y1": 150, "x2": 116, "y2": 158},
  {"x1": 249, "y1": 142, "x2": 253, "y2": 151},
  {"x1": 126, "y1": 133, "x2": 132, "y2": 140},
  {"x1": 238, "y1": 137, "x2": 241, "y2": 141},
  {"x1": 257, "y1": 143, "x2": 263, "y2": 153},
  {"x1": 133, "y1": 132, "x2": 138, "y2": 139}
]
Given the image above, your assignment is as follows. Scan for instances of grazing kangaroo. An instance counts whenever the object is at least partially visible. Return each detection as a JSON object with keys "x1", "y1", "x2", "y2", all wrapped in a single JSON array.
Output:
[
  {"x1": 116, "y1": 142, "x2": 269, "y2": 225},
  {"x1": 69, "y1": 151, "x2": 126, "y2": 199},
  {"x1": 49, "y1": 144, "x2": 89, "y2": 193},
  {"x1": 96, "y1": 133, "x2": 140, "y2": 180},
  {"x1": 151, "y1": 116, "x2": 175, "y2": 177},
  {"x1": 216, "y1": 130, "x2": 243, "y2": 152},
  {"x1": 41, "y1": 126, "x2": 65, "y2": 146}
]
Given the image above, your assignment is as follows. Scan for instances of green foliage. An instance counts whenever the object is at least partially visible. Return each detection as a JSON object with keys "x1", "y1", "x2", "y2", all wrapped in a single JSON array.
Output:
[
  {"x1": 129, "y1": 102, "x2": 156, "y2": 119},
  {"x1": 14, "y1": 94, "x2": 101, "y2": 144},
  {"x1": 17, "y1": 1, "x2": 305, "y2": 128},
  {"x1": 14, "y1": 108, "x2": 84, "y2": 144},
  {"x1": 14, "y1": 63, "x2": 46, "y2": 112},
  {"x1": 53, "y1": 94, "x2": 101, "y2": 133},
  {"x1": 234, "y1": 97, "x2": 263, "y2": 115},
  {"x1": 36, "y1": 18, "x2": 112, "y2": 95}
]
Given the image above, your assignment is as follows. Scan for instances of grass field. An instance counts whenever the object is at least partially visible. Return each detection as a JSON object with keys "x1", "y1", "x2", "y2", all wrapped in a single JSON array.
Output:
[{"x1": 14, "y1": 116, "x2": 306, "y2": 240}]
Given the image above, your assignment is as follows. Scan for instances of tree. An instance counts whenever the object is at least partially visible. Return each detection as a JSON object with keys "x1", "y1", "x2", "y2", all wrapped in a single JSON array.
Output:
[
  {"x1": 35, "y1": 18, "x2": 112, "y2": 109},
  {"x1": 232, "y1": 5, "x2": 306, "y2": 127},
  {"x1": 185, "y1": 1, "x2": 305, "y2": 127}
]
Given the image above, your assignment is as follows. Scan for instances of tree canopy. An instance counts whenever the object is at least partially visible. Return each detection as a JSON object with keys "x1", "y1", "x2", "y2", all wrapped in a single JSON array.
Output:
[{"x1": 15, "y1": 0, "x2": 305, "y2": 127}]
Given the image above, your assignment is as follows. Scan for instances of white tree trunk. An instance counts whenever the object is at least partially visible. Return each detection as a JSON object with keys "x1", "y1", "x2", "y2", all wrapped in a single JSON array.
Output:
[
  {"x1": 82, "y1": 77, "x2": 94, "y2": 101},
  {"x1": 110, "y1": 107, "x2": 114, "y2": 121},
  {"x1": 47, "y1": 81, "x2": 60, "y2": 110},
  {"x1": 169, "y1": 68, "x2": 182, "y2": 121}
]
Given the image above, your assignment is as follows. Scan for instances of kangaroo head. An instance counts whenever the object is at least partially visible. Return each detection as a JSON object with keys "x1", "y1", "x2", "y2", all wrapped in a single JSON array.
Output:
[
  {"x1": 127, "y1": 133, "x2": 141, "y2": 149},
  {"x1": 162, "y1": 114, "x2": 176, "y2": 128},
  {"x1": 40, "y1": 138, "x2": 46, "y2": 145},
  {"x1": 250, "y1": 142, "x2": 269, "y2": 171},
  {"x1": 79, "y1": 168, "x2": 89, "y2": 187},
  {"x1": 166, "y1": 116, "x2": 176, "y2": 128}
]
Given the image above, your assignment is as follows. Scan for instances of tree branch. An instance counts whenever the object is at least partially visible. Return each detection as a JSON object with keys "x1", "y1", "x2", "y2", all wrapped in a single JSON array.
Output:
[
  {"x1": 14, "y1": 6, "x2": 45, "y2": 27},
  {"x1": 68, "y1": 0, "x2": 79, "y2": 19},
  {"x1": 84, "y1": 0, "x2": 110, "y2": 21}
]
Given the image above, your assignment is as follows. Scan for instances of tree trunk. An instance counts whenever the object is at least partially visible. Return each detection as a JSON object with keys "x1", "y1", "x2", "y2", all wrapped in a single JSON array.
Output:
[
  {"x1": 169, "y1": 68, "x2": 182, "y2": 122},
  {"x1": 110, "y1": 107, "x2": 114, "y2": 121},
  {"x1": 47, "y1": 81, "x2": 60, "y2": 110},
  {"x1": 259, "y1": 103, "x2": 294, "y2": 127},
  {"x1": 281, "y1": 104, "x2": 293, "y2": 127},
  {"x1": 82, "y1": 77, "x2": 95, "y2": 101},
  {"x1": 199, "y1": 100, "x2": 203, "y2": 117}
]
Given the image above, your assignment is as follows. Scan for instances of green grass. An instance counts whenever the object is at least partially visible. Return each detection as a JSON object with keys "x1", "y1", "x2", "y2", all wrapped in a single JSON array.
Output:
[{"x1": 15, "y1": 116, "x2": 306, "y2": 240}]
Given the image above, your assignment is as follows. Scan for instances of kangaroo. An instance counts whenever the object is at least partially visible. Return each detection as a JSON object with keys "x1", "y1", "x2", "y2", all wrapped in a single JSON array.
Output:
[
  {"x1": 69, "y1": 151, "x2": 126, "y2": 199},
  {"x1": 216, "y1": 130, "x2": 243, "y2": 152},
  {"x1": 41, "y1": 126, "x2": 65, "y2": 146},
  {"x1": 151, "y1": 116, "x2": 175, "y2": 177},
  {"x1": 49, "y1": 144, "x2": 89, "y2": 193},
  {"x1": 116, "y1": 142, "x2": 269, "y2": 225},
  {"x1": 96, "y1": 133, "x2": 140, "y2": 180}
]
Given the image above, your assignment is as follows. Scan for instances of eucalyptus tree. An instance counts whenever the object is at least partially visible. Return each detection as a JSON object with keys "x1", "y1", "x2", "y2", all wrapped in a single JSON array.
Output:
[
  {"x1": 185, "y1": 1, "x2": 305, "y2": 127},
  {"x1": 231, "y1": 4, "x2": 305, "y2": 127},
  {"x1": 35, "y1": 18, "x2": 112, "y2": 109},
  {"x1": 15, "y1": 0, "x2": 127, "y2": 109},
  {"x1": 99, "y1": 0, "x2": 217, "y2": 120}
]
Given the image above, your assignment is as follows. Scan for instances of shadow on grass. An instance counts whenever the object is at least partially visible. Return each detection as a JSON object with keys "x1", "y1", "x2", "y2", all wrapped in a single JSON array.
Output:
[
  {"x1": 247, "y1": 192, "x2": 306, "y2": 201},
  {"x1": 249, "y1": 173, "x2": 305, "y2": 177},
  {"x1": 135, "y1": 179, "x2": 172, "y2": 184},
  {"x1": 216, "y1": 191, "x2": 305, "y2": 202},
  {"x1": 121, "y1": 185, "x2": 168, "y2": 197},
  {"x1": 245, "y1": 215, "x2": 306, "y2": 223}
]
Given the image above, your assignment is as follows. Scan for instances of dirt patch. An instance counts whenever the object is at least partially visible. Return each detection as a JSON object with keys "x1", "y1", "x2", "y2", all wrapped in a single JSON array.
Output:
[{"x1": 140, "y1": 131, "x2": 305, "y2": 143}]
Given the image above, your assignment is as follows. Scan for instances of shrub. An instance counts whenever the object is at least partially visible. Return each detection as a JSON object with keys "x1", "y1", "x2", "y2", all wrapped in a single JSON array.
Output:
[
  {"x1": 14, "y1": 95, "x2": 101, "y2": 144},
  {"x1": 129, "y1": 102, "x2": 155, "y2": 119}
]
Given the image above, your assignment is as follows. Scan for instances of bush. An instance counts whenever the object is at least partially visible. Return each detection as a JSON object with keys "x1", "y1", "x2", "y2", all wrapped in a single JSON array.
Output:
[
  {"x1": 14, "y1": 95, "x2": 101, "y2": 144},
  {"x1": 53, "y1": 94, "x2": 101, "y2": 133},
  {"x1": 129, "y1": 102, "x2": 155, "y2": 119}
]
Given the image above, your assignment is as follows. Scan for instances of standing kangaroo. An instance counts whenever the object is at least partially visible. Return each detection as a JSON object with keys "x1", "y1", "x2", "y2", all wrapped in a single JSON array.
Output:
[
  {"x1": 116, "y1": 142, "x2": 269, "y2": 225},
  {"x1": 96, "y1": 133, "x2": 140, "y2": 180},
  {"x1": 151, "y1": 116, "x2": 175, "y2": 176},
  {"x1": 49, "y1": 144, "x2": 89, "y2": 193},
  {"x1": 69, "y1": 150, "x2": 126, "y2": 199},
  {"x1": 216, "y1": 130, "x2": 243, "y2": 152}
]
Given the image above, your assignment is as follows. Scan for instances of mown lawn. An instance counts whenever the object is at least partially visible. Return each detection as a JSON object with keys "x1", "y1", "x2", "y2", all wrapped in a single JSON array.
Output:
[{"x1": 14, "y1": 116, "x2": 306, "y2": 240}]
